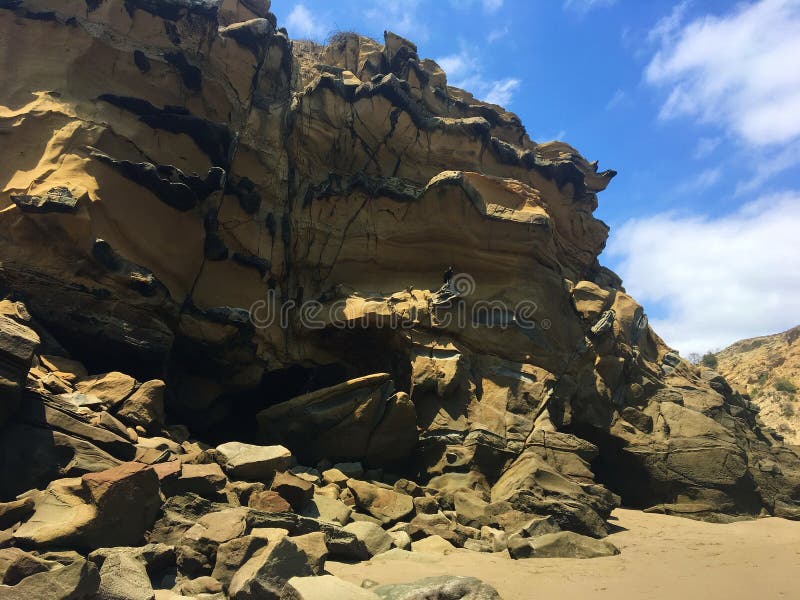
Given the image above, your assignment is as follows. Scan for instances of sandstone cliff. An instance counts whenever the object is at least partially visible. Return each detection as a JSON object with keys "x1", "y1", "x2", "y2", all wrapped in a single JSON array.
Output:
[
  {"x1": 0, "y1": 4, "x2": 799, "y2": 591},
  {"x1": 715, "y1": 326, "x2": 800, "y2": 446}
]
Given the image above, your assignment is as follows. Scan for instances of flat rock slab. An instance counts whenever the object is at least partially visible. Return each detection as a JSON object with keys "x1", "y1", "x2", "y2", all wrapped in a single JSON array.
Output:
[{"x1": 216, "y1": 442, "x2": 292, "y2": 480}]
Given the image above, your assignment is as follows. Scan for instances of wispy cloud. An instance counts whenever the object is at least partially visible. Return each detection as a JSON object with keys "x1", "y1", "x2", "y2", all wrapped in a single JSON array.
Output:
[
  {"x1": 646, "y1": 0, "x2": 800, "y2": 148},
  {"x1": 487, "y1": 24, "x2": 510, "y2": 43},
  {"x1": 450, "y1": 0, "x2": 504, "y2": 13},
  {"x1": 693, "y1": 136, "x2": 722, "y2": 160},
  {"x1": 675, "y1": 167, "x2": 722, "y2": 195},
  {"x1": 286, "y1": 4, "x2": 328, "y2": 40},
  {"x1": 564, "y1": 0, "x2": 618, "y2": 13},
  {"x1": 365, "y1": 0, "x2": 427, "y2": 40},
  {"x1": 606, "y1": 191, "x2": 800, "y2": 354},
  {"x1": 605, "y1": 89, "x2": 627, "y2": 110},
  {"x1": 436, "y1": 45, "x2": 522, "y2": 107}
]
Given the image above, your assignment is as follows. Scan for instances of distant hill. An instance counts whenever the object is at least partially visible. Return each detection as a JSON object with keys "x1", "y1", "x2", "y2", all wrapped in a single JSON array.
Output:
[{"x1": 715, "y1": 326, "x2": 800, "y2": 445}]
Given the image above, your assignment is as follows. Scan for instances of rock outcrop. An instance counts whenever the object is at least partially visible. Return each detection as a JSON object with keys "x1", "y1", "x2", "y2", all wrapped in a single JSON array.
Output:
[
  {"x1": 0, "y1": 1, "x2": 799, "y2": 597},
  {"x1": 715, "y1": 325, "x2": 800, "y2": 445}
]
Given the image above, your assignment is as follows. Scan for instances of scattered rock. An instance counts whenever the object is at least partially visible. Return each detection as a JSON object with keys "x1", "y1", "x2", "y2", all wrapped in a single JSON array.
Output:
[
  {"x1": 343, "y1": 521, "x2": 393, "y2": 557},
  {"x1": 373, "y1": 575, "x2": 501, "y2": 600},
  {"x1": 410, "y1": 535, "x2": 457, "y2": 555},
  {"x1": 216, "y1": 443, "x2": 292, "y2": 481},
  {"x1": 282, "y1": 575, "x2": 381, "y2": 600},
  {"x1": 96, "y1": 551, "x2": 155, "y2": 600},
  {"x1": 347, "y1": 480, "x2": 414, "y2": 525},
  {"x1": 0, "y1": 559, "x2": 100, "y2": 600},
  {"x1": 115, "y1": 379, "x2": 165, "y2": 431},
  {"x1": 271, "y1": 472, "x2": 314, "y2": 511}
]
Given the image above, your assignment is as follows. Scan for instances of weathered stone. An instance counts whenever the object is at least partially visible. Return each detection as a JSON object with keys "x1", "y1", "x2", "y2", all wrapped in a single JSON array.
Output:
[
  {"x1": 212, "y1": 535, "x2": 269, "y2": 589},
  {"x1": 282, "y1": 575, "x2": 381, "y2": 600},
  {"x1": 216, "y1": 442, "x2": 292, "y2": 481},
  {"x1": 410, "y1": 535, "x2": 456, "y2": 555},
  {"x1": 96, "y1": 552, "x2": 155, "y2": 600},
  {"x1": 342, "y1": 521, "x2": 393, "y2": 557},
  {"x1": 74, "y1": 373, "x2": 136, "y2": 408},
  {"x1": 0, "y1": 315, "x2": 40, "y2": 423},
  {"x1": 180, "y1": 575, "x2": 223, "y2": 595},
  {"x1": 300, "y1": 495, "x2": 352, "y2": 526},
  {"x1": 271, "y1": 472, "x2": 314, "y2": 510},
  {"x1": 373, "y1": 576, "x2": 501, "y2": 600},
  {"x1": 14, "y1": 463, "x2": 160, "y2": 550},
  {"x1": 10, "y1": 186, "x2": 81, "y2": 213},
  {"x1": 115, "y1": 380, "x2": 166, "y2": 431},
  {"x1": 0, "y1": 547, "x2": 53, "y2": 585},
  {"x1": 168, "y1": 463, "x2": 228, "y2": 498},
  {"x1": 0, "y1": 498, "x2": 35, "y2": 530},
  {"x1": 289, "y1": 532, "x2": 328, "y2": 575},
  {"x1": 228, "y1": 536, "x2": 317, "y2": 600},
  {"x1": 347, "y1": 480, "x2": 414, "y2": 525},
  {"x1": 248, "y1": 490, "x2": 292, "y2": 513},
  {"x1": 0, "y1": 559, "x2": 100, "y2": 600},
  {"x1": 513, "y1": 531, "x2": 620, "y2": 559}
]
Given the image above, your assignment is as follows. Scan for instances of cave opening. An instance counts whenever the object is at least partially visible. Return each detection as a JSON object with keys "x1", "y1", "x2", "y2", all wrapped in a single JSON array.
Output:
[{"x1": 564, "y1": 423, "x2": 660, "y2": 509}]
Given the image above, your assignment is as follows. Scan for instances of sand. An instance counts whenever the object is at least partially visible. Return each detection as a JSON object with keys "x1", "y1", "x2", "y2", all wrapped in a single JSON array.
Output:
[{"x1": 328, "y1": 509, "x2": 800, "y2": 599}]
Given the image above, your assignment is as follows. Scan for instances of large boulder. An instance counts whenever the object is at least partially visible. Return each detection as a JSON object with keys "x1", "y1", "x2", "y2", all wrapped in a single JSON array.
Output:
[
  {"x1": 346, "y1": 480, "x2": 414, "y2": 525},
  {"x1": 114, "y1": 380, "x2": 166, "y2": 432},
  {"x1": 0, "y1": 559, "x2": 99, "y2": 600},
  {"x1": 96, "y1": 552, "x2": 155, "y2": 600},
  {"x1": 0, "y1": 314, "x2": 40, "y2": 424},
  {"x1": 282, "y1": 575, "x2": 380, "y2": 600},
  {"x1": 509, "y1": 530, "x2": 619, "y2": 559},
  {"x1": 13, "y1": 463, "x2": 160, "y2": 550},
  {"x1": 228, "y1": 536, "x2": 318, "y2": 600},
  {"x1": 373, "y1": 576, "x2": 502, "y2": 600},
  {"x1": 216, "y1": 442, "x2": 292, "y2": 481},
  {"x1": 257, "y1": 375, "x2": 417, "y2": 466}
]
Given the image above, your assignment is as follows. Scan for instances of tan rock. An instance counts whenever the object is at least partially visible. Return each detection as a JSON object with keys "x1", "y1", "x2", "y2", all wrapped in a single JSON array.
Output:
[
  {"x1": 347, "y1": 480, "x2": 414, "y2": 525},
  {"x1": 75, "y1": 373, "x2": 136, "y2": 408}
]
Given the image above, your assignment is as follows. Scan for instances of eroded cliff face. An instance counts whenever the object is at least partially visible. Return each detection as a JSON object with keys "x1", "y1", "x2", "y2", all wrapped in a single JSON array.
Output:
[
  {"x1": 716, "y1": 326, "x2": 800, "y2": 446},
  {"x1": 1, "y1": 0, "x2": 799, "y2": 528}
]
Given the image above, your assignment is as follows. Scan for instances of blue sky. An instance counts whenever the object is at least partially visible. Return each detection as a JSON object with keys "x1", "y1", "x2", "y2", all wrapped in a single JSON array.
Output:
[{"x1": 270, "y1": 0, "x2": 800, "y2": 354}]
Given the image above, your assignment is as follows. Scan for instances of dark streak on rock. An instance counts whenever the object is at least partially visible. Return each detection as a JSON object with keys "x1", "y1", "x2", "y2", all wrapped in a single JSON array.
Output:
[
  {"x1": 97, "y1": 94, "x2": 233, "y2": 167},
  {"x1": 227, "y1": 176, "x2": 261, "y2": 214},
  {"x1": 164, "y1": 51, "x2": 202, "y2": 91},
  {"x1": 123, "y1": 0, "x2": 219, "y2": 22},
  {"x1": 133, "y1": 50, "x2": 151, "y2": 73},
  {"x1": 91, "y1": 239, "x2": 168, "y2": 298},
  {"x1": 11, "y1": 187, "x2": 81, "y2": 214},
  {"x1": 232, "y1": 253, "x2": 271, "y2": 277},
  {"x1": 90, "y1": 149, "x2": 224, "y2": 212}
]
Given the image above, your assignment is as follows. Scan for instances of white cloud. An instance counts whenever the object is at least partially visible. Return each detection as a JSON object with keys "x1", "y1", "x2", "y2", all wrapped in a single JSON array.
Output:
[
  {"x1": 735, "y1": 139, "x2": 800, "y2": 196},
  {"x1": 646, "y1": 0, "x2": 800, "y2": 148},
  {"x1": 675, "y1": 167, "x2": 722, "y2": 195},
  {"x1": 605, "y1": 89, "x2": 627, "y2": 110},
  {"x1": 449, "y1": 0, "x2": 503, "y2": 12},
  {"x1": 487, "y1": 24, "x2": 509, "y2": 43},
  {"x1": 606, "y1": 192, "x2": 800, "y2": 354},
  {"x1": 484, "y1": 78, "x2": 520, "y2": 105},
  {"x1": 564, "y1": 0, "x2": 617, "y2": 13},
  {"x1": 693, "y1": 136, "x2": 722, "y2": 160},
  {"x1": 436, "y1": 47, "x2": 521, "y2": 106},
  {"x1": 364, "y1": 0, "x2": 427, "y2": 40},
  {"x1": 286, "y1": 4, "x2": 327, "y2": 40}
]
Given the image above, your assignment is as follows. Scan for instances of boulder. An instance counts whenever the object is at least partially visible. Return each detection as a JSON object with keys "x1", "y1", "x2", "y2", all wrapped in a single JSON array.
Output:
[
  {"x1": 180, "y1": 576, "x2": 223, "y2": 595},
  {"x1": 178, "y1": 508, "x2": 248, "y2": 577},
  {"x1": 0, "y1": 547, "x2": 53, "y2": 585},
  {"x1": 271, "y1": 472, "x2": 314, "y2": 510},
  {"x1": 373, "y1": 576, "x2": 501, "y2": 600},
  {"x1": 0, "y1": 498, "x2": 35, "y2": 530},
  {"x1": 167, "y1": 463, "x2": 228, "y2": 498},
  {"x1": 410, "y1": 535, "x2": 457, "y2": 555},
  {"x1": 0, "y1": 315, "x2": 40, "y2": 423},
  {"x1": 0, "y1": 559, "x2": 100, "y2": 600},
  {"x1": 248, "y1": 490, "x2": 292, "y2": 513},
  {"x1": 347, "y1": 480, "x2": 414, "y2": 525},
  {"x1": 96, "y1": 552, "x2": 155, "y2": 600},
  {"x1": 289, "y1": 532, "x2": 328, "y2": 575},
  {"x1": 212, "y1": 535, "x2": 269, "y2": 589},
  {"x1": 282, "y1": 575, "x2": 381, "y2": 600},
  {"x1": 228, "y1": 536, "x2": 317, "y2": 600},
  {"x1": 511, "y1": 531, "x2": 620, "y2": 559},
  {"x1": 74, "y1": 373, "x2": 136, "y2": 408},
  {"x1": 342, "y1": 521, "x2": 393, "y2": 557},
  {"x1": 14, "y1": 463, "x2": 160, "y2": 550},
  {"x1": 215, "y1": 443, "x2": 292, "y2": 481},
  {"x1": 115, "y1": 380, "x2": 166, "y2": 432},
  {"x1": 300, "y1": 495, "x2": 352, "y2": 525}
]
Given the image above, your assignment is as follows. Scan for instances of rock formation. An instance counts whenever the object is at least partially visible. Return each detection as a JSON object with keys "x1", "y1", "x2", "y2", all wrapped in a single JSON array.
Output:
[
  {"x1": 715, "y1": 325, "x2": 800, "y2": 445},
  {"x1": 0, "y1": 1, "x2": 799, "y2": 597}
]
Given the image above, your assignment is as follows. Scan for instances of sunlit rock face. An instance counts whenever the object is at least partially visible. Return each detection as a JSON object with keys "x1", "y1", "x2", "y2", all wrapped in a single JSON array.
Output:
[{"x1": 1, "y1": 0, "x2": 798, "y2": 520}]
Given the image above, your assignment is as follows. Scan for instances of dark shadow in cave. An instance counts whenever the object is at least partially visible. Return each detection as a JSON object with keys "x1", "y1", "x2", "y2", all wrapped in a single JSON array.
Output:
[{"x1": 564, "y1": 423, "x2": 661, "y2": 509}]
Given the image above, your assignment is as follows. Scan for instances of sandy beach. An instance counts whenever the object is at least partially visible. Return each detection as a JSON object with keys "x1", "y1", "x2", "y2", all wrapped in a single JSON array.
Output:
[{"x1": 329, "y1": 509, "x2": 800, "y2": 600}]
